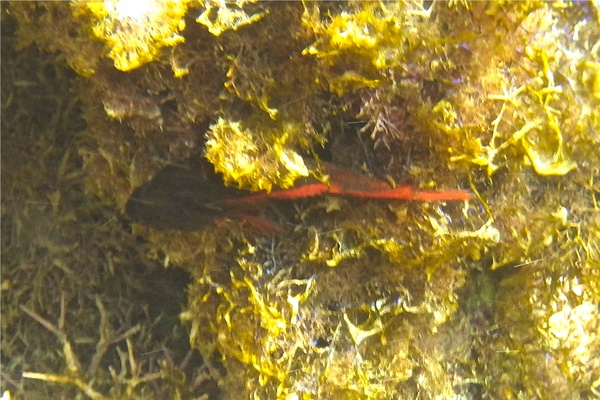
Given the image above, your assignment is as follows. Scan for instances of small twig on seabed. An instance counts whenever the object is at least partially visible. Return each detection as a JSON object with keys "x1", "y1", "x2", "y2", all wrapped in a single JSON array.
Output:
[
  {"x1": 19, "y1": 293, "x2": 81, "y2": 375},
  {"x1": 19, "y1": 294, "x2": 114, "y2": 399},
  {"x1": 87, "y1": 296, "x2": 142, "y2": 373},
  {"x1": 21, "y1": 372, "x2": 108, "y2": 400}
]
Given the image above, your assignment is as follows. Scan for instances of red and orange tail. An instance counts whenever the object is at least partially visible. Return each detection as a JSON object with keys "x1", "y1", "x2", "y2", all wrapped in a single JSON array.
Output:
[
  {"x1": 323, "y1": 162, "x2": 471, "y2": 201},
  {"x1": 222, "y1": 162, "x2": 471, "y2": 205}
]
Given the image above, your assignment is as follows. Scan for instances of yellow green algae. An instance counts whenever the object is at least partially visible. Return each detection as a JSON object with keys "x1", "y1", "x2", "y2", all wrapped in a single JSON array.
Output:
[{"x1": 2, "y1": 1, "x2": 599, "y2": 399}]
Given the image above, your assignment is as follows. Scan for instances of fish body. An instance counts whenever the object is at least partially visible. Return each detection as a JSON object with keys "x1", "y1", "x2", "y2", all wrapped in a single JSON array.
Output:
[{"x1": 126, "y1": 157, "x2": 470, "y2": 231}]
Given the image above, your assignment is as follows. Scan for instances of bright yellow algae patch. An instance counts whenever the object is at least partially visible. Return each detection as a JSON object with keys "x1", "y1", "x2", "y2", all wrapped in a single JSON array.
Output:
[
  {"x1": 205, "y1": 118, "x2": 309, "y2": 192},
  {"x1": 75, "y1": 0, "x2": 188, "y2": 72},
  {"x1": 197, "y1": 0, "x2": 267, "y2": 37}
]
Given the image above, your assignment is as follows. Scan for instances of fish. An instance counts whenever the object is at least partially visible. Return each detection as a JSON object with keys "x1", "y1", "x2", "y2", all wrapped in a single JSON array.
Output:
[{"x1": 125, "y1": 156, "x2": 471, "y2": 232}]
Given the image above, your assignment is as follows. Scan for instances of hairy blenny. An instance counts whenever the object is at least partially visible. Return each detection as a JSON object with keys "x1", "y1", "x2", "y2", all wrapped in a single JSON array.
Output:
[{"x1": 126, "y1": 157, "x2": 471, "y2": 231}]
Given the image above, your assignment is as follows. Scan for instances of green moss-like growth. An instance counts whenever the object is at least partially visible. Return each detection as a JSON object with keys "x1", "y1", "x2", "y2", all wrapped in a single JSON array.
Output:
[{"x1": 4, "y1": 1, "x2": 600, "y2": 399}]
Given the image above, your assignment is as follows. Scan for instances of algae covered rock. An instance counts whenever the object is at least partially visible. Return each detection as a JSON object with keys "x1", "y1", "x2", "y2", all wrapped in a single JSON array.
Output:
[{"x1": 2, "y1": 1, "x2": 599, "y2": 399}]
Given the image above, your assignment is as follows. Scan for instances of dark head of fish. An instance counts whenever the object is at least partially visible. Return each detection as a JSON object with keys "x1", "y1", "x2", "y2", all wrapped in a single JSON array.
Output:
[{"x1": 125, "y1": 158, "x2": 247, "y2": 231}]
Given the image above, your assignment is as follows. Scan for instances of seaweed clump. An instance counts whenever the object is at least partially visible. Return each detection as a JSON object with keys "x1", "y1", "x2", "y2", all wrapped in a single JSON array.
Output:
[
  {"x1": 2, "y1": 1, "x2": 600, "y2": 399},
  {"x1": 1, "y1": 7, "x2": 214, "y2": 398}
]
